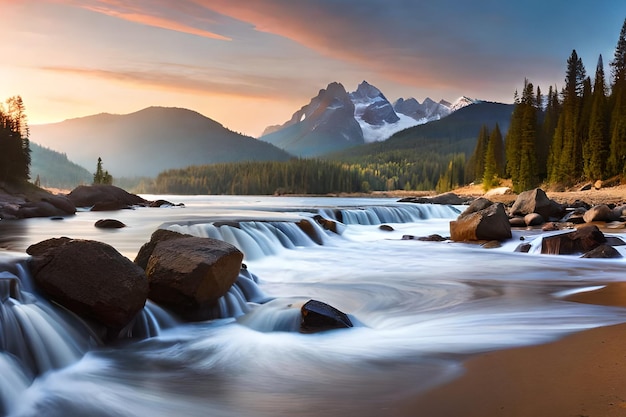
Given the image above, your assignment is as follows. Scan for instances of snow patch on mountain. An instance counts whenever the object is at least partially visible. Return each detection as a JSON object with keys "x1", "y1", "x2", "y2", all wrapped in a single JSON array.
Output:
[{"x1": 360, "y1": 113, "x2": 423, "y2": 143}]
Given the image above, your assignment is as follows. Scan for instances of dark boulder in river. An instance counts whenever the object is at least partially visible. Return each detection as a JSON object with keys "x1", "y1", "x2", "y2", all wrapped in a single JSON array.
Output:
[
  {"x1": 136, "y1": 230, "x2": 244, "y2": 321},
  {"x1": 509, "y1": 188, "x2": 564, "y2": 220},
  {"x1": 94, "y1": 219, "x2": 126, "y2": 229},
  {"x1": 300, "y1": 299, "x2": 353, "y2": 333},
  {"x1": 67, "y1": 185, "x2": 146, "y2": 209},
  {"x1": 26, "y1": 237, "x2": 148, "y2": 332}
]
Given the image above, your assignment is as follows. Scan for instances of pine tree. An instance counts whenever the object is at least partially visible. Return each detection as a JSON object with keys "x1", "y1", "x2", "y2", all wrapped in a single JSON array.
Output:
[
  {"x1": 584, "y1": 55, "x2": 610, "y2": 180},
  {"x1": 507, "y1": 79, "x2": 540, "y2": 192},
  {"x1": 609, "y1": 18, "x2": 626, "y2": 176},
  {"x1": 0, "y1": 96, "x2": 31, "y2": 183},
  {"x1": 466, "y1": 124, "x2": 489, "y2": 183},
  {"x1": 93, "y1": 157, "x2": 113, "y2": 185},
  {"x1": 483, "y1": 123, "x2": 504, "y2": 191},
  {"x1": 550, "y1": 50, "x2": 587, "y2": 184}
]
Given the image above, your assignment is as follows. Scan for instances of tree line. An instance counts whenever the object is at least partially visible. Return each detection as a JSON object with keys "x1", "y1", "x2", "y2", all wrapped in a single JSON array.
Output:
[
  {"x1": 468, "y1": 17, "x2": 626, "y2": 193},
  {"x1": 0, "y1": 96, "x2": 30, "y2": 183}
]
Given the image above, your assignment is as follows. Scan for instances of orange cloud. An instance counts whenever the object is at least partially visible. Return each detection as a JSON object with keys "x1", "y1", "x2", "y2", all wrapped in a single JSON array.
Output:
[
  {"x1": 61, "y1": 0, "x2": 231, "y2": 40},
  {"x1": 38, "y1": 65, "x2": 308, "y2": 101}
]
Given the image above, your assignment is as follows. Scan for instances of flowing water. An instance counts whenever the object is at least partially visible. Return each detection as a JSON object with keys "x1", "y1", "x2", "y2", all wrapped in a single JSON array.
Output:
[{"x1": 1, "y1": 195, "x2": 626, "y2": 417}]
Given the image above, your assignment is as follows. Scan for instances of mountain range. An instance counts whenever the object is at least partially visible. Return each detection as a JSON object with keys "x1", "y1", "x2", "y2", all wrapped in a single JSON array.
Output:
[
  {"x1": 30, "y1": 107, "x2": 292, "y2": 178},
  {"x1": 260, "y1": 80, "x2": 476, "y2": 157},
  {"x1": 29, "y1": 81, "x2": 507, "y2": 187}
]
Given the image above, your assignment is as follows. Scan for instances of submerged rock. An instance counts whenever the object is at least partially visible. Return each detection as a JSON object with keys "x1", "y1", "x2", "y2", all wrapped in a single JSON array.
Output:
[
  {"x1": 27, "y1": 237, "x2": 148, "y2": 333},
  {"x1": 300, "y1": 299, "x2": 353, "y2": 333},
  {"x1": 94, "y1": 219, "x2": 126, "y2": 229},
  {"x1": 581, "y1": 244, "x2": 623, "y2": 259}
]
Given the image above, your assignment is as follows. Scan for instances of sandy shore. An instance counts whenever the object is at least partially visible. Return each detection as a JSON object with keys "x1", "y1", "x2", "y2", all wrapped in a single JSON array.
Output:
[{"x1": 396, "y1": 284, "x2": 626, "y2": 417}]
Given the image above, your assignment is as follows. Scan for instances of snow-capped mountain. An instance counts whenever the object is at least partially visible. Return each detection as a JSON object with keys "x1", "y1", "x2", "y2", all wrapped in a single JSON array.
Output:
[{"x1": 260, "y1": 80, "x2": 479, "y2": 155}]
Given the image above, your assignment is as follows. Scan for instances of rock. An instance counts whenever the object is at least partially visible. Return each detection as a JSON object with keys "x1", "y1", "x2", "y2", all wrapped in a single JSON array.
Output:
[
  {"x1": 581, "y1": 244, "x2": 623, "y2": 259},
  {"x1": 313, "y1": 215, "x2": 344, "y2": 234},
  {"x1": 402, "y1": 234, "x2": 447, "y2": 241},
  {"x1": 67, "y1": 185, "x2": 147, "y2": 210},
  {"x1": 296, "y1": 219, "x2": 323, "y2": 245},
  {"x1": 524, "y1": 213, "x2": 544, "y2": 226},
  {"x1": 484, "y1": 187, "x2": 513, "y2": 197},
  {"x1": 514, "y1": 243, "x2": 532, "y2": 253},
  {"x1": 379, "y1": 224, "x2": 394, "y2": 231},
  {"x1": 41, "y1": 195, "x2": 76, "y2": 215},
  {"x1": 579, "y1": 183, "x2": 593, "y2": 191},
  {"x1": 594, "y1": 179, "x2": 603, "y2": 190},
  {"x1": 509, "y1": 188, "x2": 564, "y2": 220},
  {"x1": 300, "y1": 299, "x2": 353, "y2": 333},
  {"x1": 398, "y1": 192, "x2": 472, "y2": 205},
  {"x1": 27, "y1": 238, "x2": 148, "y2": 332},
  {"x1": 143, "y1": 236, "x2": 244, "y2": 321},
  {"x1": 605, "y1": 236, "x2": 626, "y2": 246},
  {"x1": 542, "y1": 222, "x2": 560, "y2": 231},
  {"x1": 509, "y1": 216, "x2": 526, "y2": 227},
  {"x1": 583, "y1": 205, "x2": 619, "y2": 223},
  {"x1": 450, "y1": 201, "x2": 511, "y2": 242},
  {"x1": 134, "y1": 229, "x2": 191, "y2": 270},
  {"x1": 95, "y1": 219, "x2": 126, "y2": 229},
  {"x1": 541, "y1": 225, "x2": 606, "y2": 255}
]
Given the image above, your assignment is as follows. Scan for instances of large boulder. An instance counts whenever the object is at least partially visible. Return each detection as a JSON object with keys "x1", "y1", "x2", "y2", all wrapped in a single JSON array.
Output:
[
  {"x1": 26, "y1": 237, "x2": 148, "y2": 332},
  {"x1": 509, "y1": 188, "x2": 564, "y2": 220},
  {"x1": 67, "y1": 185, "x2": 147, "y2": 210},
  {"x1": 541, "y1": 225, "x2": 606, "y2": 255},
  {"x1": 450, "y1": 199, "x2": 511, "y2": 242},
  {"x1": 136, "y1": 230, "x2": 244, "y2": 321}
]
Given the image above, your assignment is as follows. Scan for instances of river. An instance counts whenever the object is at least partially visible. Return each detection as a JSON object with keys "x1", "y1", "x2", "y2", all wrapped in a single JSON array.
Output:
[{"x1": 1, "y1": 195, "x2": 626, "y2": 417}]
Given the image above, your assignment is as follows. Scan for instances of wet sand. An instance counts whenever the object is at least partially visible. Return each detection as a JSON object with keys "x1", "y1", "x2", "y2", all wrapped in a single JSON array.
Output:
[{"x1": 397, "y1": 284, "x2": 626, "y2": 417}]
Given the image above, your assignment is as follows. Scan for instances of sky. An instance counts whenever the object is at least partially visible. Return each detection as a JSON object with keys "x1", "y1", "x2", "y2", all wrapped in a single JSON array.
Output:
[{"x1": 1, "y1": 1, "x2": 626, "y2": 137}]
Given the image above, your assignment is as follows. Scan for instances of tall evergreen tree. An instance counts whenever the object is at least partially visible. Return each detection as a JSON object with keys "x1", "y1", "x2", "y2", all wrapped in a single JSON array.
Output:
[
  {"x1": 609, "y1": 18, "x2": 626, "y2": 175},
  {"x1": 466, "y1": 124, "x2": 489, "y2": 183},
  {"x1": 540, "y1": 85, "x2": 560, "y2": 180},
  {"x1": 549, "y1": 50, "x2": 587, "y2": 184},
  {"x1": 0, "y1": 96, "x2": 31, "y2": 183},
  {"x1": 483, "y1": 123, "x2": 504, "y2": 190},
  {"x1": 584, "y1": 55, "x2": 610, "y2": 180},
  {"x1": 507, "y1": 79, "x2": 540, "y2": 192}
]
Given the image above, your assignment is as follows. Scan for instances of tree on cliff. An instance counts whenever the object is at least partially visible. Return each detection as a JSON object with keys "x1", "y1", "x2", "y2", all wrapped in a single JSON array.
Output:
[
  {"x1": 0, "y1": 96, "x2": 31, "y2": 183},
  {"x1": 93, "y1": 157, "x2": 113, "y2": 185}
]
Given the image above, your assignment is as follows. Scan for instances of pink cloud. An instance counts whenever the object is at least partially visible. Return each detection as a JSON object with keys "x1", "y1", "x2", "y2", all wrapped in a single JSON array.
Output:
[{"x1": 59, "y1": 0, "x2": 231, "y2": 40}]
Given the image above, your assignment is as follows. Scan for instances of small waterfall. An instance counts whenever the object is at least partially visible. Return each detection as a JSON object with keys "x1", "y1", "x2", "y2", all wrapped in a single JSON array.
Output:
[
  {"x1": 214, "y1": 268, "x2": 272, "y2": 319},
  {"x1": 118, "y1": 300, "x2": 180, "y2": 339},
  {"x1": 319, "y1": 204, "x2": 461, "y2": 225},
  {"x1": 166, "y1": 220, "x2": 326, "y2": 260}
]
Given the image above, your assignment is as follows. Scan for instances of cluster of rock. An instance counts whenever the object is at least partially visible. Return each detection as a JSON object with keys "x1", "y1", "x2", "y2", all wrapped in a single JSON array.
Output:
[
  {"x1": 446, "y1": 188, "x2": 625, "y2": 258},
  {"x1": 0, "y1": 184, "x2": 179, "y2": 220},
  {"x1": 26, "y1": 229, "x2": 243, "y2": 340},
  {"x1": 26, "y1": 227, "x2": 351, "y2": 341}
]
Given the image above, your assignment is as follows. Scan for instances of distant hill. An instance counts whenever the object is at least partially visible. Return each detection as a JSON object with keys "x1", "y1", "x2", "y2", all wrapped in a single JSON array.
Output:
[
  {"x1": 328, "y1": 101, "x2": 514, "y2": 160},
  {"x1": 30, "y1": 107, "x2": 293, "y2": 177},
  {"x1": 30, "y1": 143, "x2": 92, "y2": 189}
]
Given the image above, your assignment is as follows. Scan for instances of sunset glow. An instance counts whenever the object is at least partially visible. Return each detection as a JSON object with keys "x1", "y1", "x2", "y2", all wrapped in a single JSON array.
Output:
[{"x1": 1, "y1": 0, "x2": 625, "y2": 137}]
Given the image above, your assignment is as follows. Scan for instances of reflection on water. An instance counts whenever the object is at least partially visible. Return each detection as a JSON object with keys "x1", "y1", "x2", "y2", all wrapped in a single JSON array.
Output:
[{"x1": 2, "y1": 195, "x2": 626, "y2": 417}]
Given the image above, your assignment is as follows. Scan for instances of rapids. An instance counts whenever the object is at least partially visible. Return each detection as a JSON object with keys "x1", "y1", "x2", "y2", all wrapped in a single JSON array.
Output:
[{"x1": 1, "y1": 195, "x2": 626, "y2": 417}]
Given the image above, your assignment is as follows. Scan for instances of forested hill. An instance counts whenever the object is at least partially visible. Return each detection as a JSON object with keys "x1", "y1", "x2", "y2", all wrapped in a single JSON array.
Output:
[
  {"x1": 30, "y1": 107, "x2": 293, "y2": 178},
  {"x1": 30, "y1": 143, "x2": 92, "y2": 189},
  {"x1": 328, "y1": 102, "x2": 514, "y2": 160}
]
